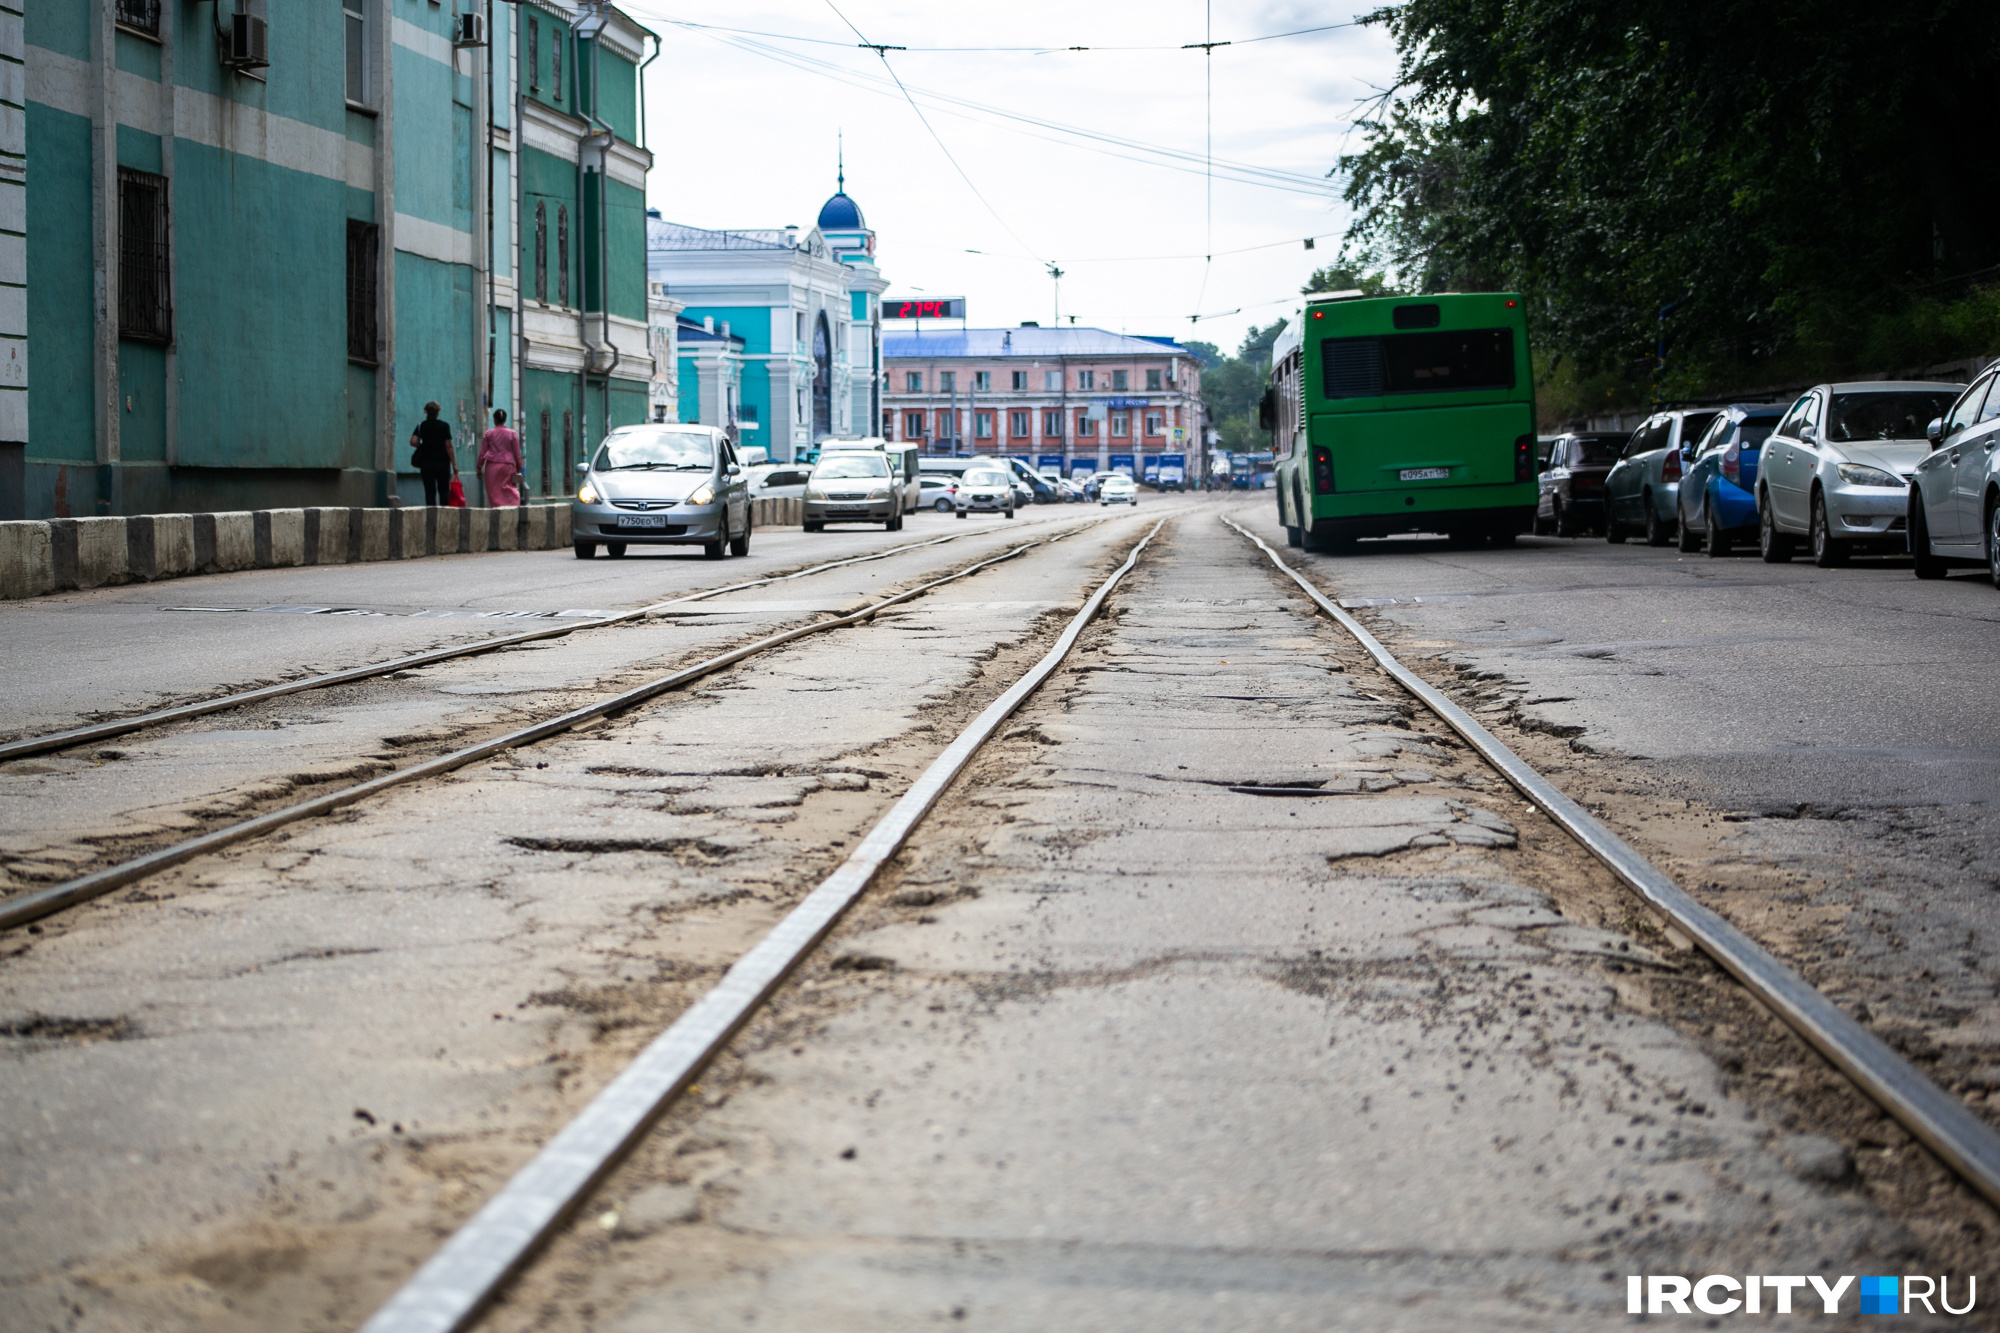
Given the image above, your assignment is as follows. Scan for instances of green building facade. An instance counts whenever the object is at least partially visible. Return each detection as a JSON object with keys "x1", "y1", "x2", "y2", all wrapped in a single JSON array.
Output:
[{"x1": 9, "y1": 0, "x2": 653, "y2": 520}]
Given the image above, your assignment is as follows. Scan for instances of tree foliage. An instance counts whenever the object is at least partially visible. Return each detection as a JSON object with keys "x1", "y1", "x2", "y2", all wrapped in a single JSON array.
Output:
[
  {"x1": 1337, "y1": 0, "x2": 2000, "y2": 392},
  {"x1": 1206, "y1": 322, "x2": 1290, "y2": 454}
]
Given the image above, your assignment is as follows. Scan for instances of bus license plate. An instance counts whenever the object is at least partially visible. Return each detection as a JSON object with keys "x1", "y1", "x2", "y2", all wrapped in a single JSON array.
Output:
[
  {"x1": 1399, "y1": 467, "x2": 1450, "y2": 482},
  {"x1": 616, "y1": 514, "x2": 668, "y2": 529}
]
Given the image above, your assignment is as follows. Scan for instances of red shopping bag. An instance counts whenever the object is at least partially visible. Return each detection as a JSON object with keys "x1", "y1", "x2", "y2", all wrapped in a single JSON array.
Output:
[{"x1": 447, "y1": 476, "x2": 466, "y2": 508}]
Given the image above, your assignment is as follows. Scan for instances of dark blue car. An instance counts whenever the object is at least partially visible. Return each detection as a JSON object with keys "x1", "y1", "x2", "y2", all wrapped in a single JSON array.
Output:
[{"x1": 1674, "y1": 403, "x2": 1787, "y2": 555}]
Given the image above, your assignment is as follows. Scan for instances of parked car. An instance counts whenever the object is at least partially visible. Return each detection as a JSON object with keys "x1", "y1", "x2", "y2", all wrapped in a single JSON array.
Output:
[
  {"x1": 746, "y1": 464, "x2": 810, "y2": 501},
  {"x1": 803, "y1": 452, "x2": 903, "y2": 532},
  {"x1": 572, "y1": 423, "x2": 749, "y2": 560},
  {"x1": 920, "y1": 475, "x2": 959, "y2": 512},
  {"x1": 1758, "y1": 381, "x2": 1963, "y2": 565},
  {"x1": 1673, "y1": 403, "x2": 1786, "y2": 555},
  {"x1": 1604, "y1": 409, "x2": 1719, "y2": 545},
  {"x1": 1909, "y1": 367, "x2": 2000, "y2": 580},
  {"x1": 1533, "y1": 432, "x2": 1625, "y2": 536},
  {"x1": 1099, "y1": 474, "x2": 1139, "y2": 507},
  {"x1": 954, "y1": 466, "x2": 1016, "y2": 519}
]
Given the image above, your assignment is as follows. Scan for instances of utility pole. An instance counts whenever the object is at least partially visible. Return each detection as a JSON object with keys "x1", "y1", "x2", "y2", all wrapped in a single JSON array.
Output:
[{"x1": 1046, "y1": 262, "x2": 1063, "y2": 327}]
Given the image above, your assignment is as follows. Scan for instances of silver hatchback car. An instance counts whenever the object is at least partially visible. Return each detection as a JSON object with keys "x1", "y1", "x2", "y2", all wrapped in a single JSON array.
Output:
[
  {"x1": 1603, "y1": 409, "x2": 1718, "y2": 546},
  {"x1": 571, "y1": 424, "x2": 751, "y2": 560}
]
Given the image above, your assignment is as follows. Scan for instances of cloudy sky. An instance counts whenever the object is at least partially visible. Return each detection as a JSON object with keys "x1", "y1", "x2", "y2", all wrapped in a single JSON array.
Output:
[{"x1": 624, "y1": 2, "x2": 1398, "y2": 357}]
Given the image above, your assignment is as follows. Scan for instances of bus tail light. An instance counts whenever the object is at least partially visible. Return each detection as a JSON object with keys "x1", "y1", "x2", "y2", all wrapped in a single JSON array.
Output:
[
  {"x1": 1312, "y1": 445, "x2": 1335, "y2": 494},
  {"x1": 1514, "y1": 435, "x2": 1534, "y2": 482},
  {"x1": 1661, "y1": 448, "x2": 1682, "y2": 482}
]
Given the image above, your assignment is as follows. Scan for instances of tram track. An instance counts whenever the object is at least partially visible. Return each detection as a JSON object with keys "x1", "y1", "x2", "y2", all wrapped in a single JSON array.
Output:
[
  {"x1": 1219, "y1": 511, "x2": 2000, "y2": 1214},
  {"x1": 0, "y1": 514, "x2": 1148, "y2": 933}
]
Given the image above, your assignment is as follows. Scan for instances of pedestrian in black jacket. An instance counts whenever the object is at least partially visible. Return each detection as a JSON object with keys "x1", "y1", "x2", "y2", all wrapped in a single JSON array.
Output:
[{"x1": 409, "y1": 401, "x2": 457, "y2": 506}]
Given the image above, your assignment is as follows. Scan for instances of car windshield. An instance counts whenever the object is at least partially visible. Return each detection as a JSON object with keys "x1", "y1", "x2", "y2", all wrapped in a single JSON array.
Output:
[
  {"x1": 1103, "y1": 475, "x2": 1135, "y2": 487},
  {"x1": 963, "y1": 469, "x2": 1009, "y2": 486},
  {"x1": 595, "y1": 428, "x2": 715, "y2": 471},
  {"x1": 813, "y1": 456, "x2": 890, "y2": 479},
  {"x1": 1733, "y1": 415, "x2": 1781, "y2": 449},
  {"x1": 1570, "y1": 437, "x2": 1624, "y2": 465},
  {"x1": 1828, "y1": 392, "x2": 1960, "y2": 443}
]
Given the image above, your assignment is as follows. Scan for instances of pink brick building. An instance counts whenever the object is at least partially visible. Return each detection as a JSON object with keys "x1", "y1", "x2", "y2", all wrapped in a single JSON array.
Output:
[{"x1": 880, "y1": 326, "x2": 1207, "y2": 480}]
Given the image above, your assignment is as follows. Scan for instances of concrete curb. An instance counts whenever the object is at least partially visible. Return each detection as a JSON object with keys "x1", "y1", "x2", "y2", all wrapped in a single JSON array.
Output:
[{"x1": 0, "y1": 503, "x2": 580, "y2": 601}]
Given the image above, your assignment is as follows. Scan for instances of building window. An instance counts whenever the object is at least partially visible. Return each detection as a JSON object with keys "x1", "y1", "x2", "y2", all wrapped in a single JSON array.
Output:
[
  {"x1": 904, "y1": 410, "x2": 925, "y2": 438},
  {"x1": 1111, "y1": 411, "x2": 1129, "y2": 437},
  {"x1": 343, "y1": 0, "x2": 366, "y2": 102},
  {"x1": 556, "y1": 205, "x2": 569, "y2": 306},
  {"x1": 1043, "y1": 410, "x2": 1063, "y2": 438},
  {"x1": 1009, "y1": 410, "x2": 1030, "y2": 437},
  {"x1": 539, "y1": 410, "x2": 552, "y2": 495},
  {"x1": 974, "y1": 371, "x2": 990, "y2": 392},
  {"x1": 1077, "y1": 414, "x2": 1096, "y2": 438},
  {"x1": 939, "y1": 371, "x2": 956, "y2": 393},
  {"x1": 975, "y1": 411, "x2": 993, "y2": 439},
  {"x1": 1146, "y1": 368, "x2": 1163, "y2": 391},
  {"x1": 563, "y1": 411, "x2": 574, "y2": 492},
  {"x1": 533, "y1": 202, "x2": 547, "y2": 301},
  {"x1": 114, "y1": 0, "x2": 159, "y2": 36},
  {"x1": 936, "y1": 410, "x2": 956, "y2": 441},
  {"x1": 117, "y1": 167, "x2": 171, "y2": 343},
  {"x1": 1011, "y1": 371, "x2": 1027, "y2": 390},
  {"x1": 346, "y1": 220, "x2": 379, "y2": 363},
  {"x1": 905, "y1": 371, "x2": 922, "y2": 392},
  {"x1": 552, "y1": 28, "x2": 562, "y2": 102},
  {"x1": 1044, "y1": 370, "x2": 1060, "y2": 391},
  {"x1": 528, "y1": 17, "x2": 539, "y2": 91},
  {"x1": 1077, "y1": 370, "x2": 1094, "y2": 390},
  {"x1": 1145, "y1": 411, "x2": 1165, "y2": 435}
]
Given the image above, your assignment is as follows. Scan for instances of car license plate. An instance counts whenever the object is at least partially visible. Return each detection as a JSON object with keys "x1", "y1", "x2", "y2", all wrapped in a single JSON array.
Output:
[
  {"x1": 616, "y1": 514, "x2": 668, "y2": 529},
  {"x1": 1400, "y1": 467, "x2": 1450, "y2": 482}
]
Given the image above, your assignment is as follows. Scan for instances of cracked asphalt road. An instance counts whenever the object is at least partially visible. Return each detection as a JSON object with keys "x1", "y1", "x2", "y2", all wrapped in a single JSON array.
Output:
[{"x1": 2, "y1": 499, "x2": 1993, "y2": 1331}]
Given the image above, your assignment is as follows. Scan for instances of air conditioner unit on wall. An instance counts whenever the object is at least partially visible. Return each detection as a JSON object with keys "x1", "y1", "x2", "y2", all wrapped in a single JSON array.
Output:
[
  {"x1": 453, "y1": 12, "x2": 486, "y2": 47},
  {"x1": 223, "y1": 12, "x2": 268, "y2": 69}
]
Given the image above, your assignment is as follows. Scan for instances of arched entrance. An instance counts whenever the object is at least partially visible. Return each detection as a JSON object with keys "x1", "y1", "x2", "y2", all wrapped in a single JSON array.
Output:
[{"x1": 811, "y1": 311, "x2": 833, "y2": 440}]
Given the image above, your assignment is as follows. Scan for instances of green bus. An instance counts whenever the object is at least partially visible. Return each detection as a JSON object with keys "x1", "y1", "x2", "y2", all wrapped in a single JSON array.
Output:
[{"x1": 1266, "y1": 292, "x2": 1538, "y2": 551}]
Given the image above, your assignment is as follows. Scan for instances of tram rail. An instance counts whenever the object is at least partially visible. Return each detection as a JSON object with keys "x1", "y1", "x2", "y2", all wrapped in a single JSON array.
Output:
[{"x1": 1220, "y1": 511, "x2": 2000, "y2": 1213}]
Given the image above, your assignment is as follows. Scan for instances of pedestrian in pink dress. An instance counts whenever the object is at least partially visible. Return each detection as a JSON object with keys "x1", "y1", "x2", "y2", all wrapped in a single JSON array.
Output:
[{"x1": 478, "y1": 410, "x2": 524, "y2": 507}]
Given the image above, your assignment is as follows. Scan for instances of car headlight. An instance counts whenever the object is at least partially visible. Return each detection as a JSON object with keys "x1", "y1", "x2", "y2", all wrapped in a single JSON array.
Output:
[
  {"x1": 1835, "y1": 463, "x2": 1901, "y2": 488},
  {"x1": 804, "y1": 486, "x2": 827, "y2": 501},
  {"x1": 577, "y1": 482, "x2": 599, "y2": 504},
  {"x1": 866, "y1": 486, "x2": 891, "y2": 501},
  {"x1": 686, "y1": 483, "x2": 715, "y2": 506}
]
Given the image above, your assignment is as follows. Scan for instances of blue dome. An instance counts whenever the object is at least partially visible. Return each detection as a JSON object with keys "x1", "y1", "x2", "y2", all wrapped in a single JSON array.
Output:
[{"x1": 817, "y1": 191, "x2": 865, "y2": 231}]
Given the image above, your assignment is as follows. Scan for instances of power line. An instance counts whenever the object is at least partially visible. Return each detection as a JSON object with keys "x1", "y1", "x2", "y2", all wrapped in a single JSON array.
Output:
[
  {"x1": 822, "y1": 0, "x2": 1044, "y2": 264},
  {"x1": 634, "y1": 14, "x2": 1359, "y2": 54}
]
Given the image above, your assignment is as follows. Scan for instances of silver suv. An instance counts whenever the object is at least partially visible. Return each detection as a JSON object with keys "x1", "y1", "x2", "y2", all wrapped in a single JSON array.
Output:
[{"x1": 572, "y1": 424, "x2": 750, "y2": 560}]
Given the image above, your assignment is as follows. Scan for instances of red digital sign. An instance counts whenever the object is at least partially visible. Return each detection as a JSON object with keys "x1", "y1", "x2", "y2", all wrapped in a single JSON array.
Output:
[{"x1": 884, "y1": 298, "x2": 966, "y2": 320}]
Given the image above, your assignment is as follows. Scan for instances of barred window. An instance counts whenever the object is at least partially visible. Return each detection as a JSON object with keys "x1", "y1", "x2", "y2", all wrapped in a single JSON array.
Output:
[
  {"x1": 556, "y1": 205, "x2": 569, "y2": 307},
  {"x1": 533, "y1": 201, "x2": 547, "y2": 302},
  {"x1": 540, "y1": 410, "x2": 553, "y2": 496},
  {"x1": 562, "y1": 410, "x2": 574, "y2": 492},
  {"x1": 346, "y1": 220, "x2": 379, "y2": 363},
  {"x1": 527, "y1": 17, "x2": 539, "y2": 92},
  {"x1": 114, "y1": 0, "x2": 159, "y2": 36},
  {"x1": 552, "y1": 29, "x2": 562, "y2": 102},
  {"x1": 117, "y1": 167, "x2": 171, "y2": 343}
]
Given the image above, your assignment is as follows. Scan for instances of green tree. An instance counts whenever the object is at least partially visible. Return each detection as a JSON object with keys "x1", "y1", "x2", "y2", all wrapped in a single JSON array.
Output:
[
  {"x1": 1204, "y1": 321, "x2": 1292, "y2": 455},
  {"x1": 1336, "y1": 0, "x2": 2000, "y2": 394},
  {"x1": 1302, "y1": 266, "x2": 1389, "y2": 297}
]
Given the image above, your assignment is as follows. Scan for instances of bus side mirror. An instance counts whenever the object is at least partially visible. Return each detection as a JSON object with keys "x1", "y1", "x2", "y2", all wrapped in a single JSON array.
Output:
[{"x1": 1257, "y1": 387, "x2": 1276, "y2": 431}]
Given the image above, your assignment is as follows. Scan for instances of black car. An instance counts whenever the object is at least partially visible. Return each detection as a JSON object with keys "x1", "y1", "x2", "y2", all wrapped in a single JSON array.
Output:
[{"x1": 1535, "y1": 433, "x2": 1626, "y2": 536}]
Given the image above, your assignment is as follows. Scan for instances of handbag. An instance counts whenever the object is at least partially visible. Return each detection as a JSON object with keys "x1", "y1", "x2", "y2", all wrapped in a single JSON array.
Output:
[{"x1": 447, "y1": 476, "x2": 466, "y2": 508}]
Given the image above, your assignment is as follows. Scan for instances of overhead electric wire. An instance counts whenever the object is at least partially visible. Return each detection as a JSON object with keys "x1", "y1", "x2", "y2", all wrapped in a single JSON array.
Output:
[
  {"x1": 635, "y1": 14, "x2": 1357, "y2": 54},
  {"x1": 821, "y1": 0, "x2": 1044, "y2": 265},
  {"x1": 623, "y1": 6, "x2": 1341, "y2": 198}
]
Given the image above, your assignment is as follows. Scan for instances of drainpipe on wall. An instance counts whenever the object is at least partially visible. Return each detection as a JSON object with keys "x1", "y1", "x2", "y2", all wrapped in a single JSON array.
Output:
[{"x1": 89, "y1": 0, "x2": 119, "y2": 513}]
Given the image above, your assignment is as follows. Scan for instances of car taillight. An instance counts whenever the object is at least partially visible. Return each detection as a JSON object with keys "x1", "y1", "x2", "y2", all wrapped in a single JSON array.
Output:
[
  {"x1": 1311, "y1": 445, "x2": 1334, "y2": 494},
  {"x1": 1721, "y1": 447, "x2": 1739, "y2": 482},
  {"x1": 1514, "y1": 435, "x2": 1534, "y2": 482},
  {"x1": 1661, "y1": 449, "x2": 1682, "y2": 482}
]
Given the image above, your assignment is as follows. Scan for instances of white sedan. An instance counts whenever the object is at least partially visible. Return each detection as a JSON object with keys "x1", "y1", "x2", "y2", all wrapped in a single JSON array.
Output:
[{"x1": 1099, "y1": 475, "x2": 1138, "y2": 506}]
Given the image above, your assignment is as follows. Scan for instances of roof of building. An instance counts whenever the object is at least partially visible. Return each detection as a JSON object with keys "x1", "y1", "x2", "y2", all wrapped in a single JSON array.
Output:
[
  {"x1": 648, "y1": 218, "x2": 793, "y2": 252},
  {"x1": 882, "y1": 327, "x2": 1194, "y2": 359},
  {"x1": 676, "y1": 315, "x2": 744, "y2": 345},
  {"x1": 817, "y1": 191, "x2": 865, "y2": 231}
]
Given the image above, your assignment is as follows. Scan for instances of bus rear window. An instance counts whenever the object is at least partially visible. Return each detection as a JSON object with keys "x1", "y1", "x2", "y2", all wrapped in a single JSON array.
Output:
[{"x1": 1321, "y1": 329, "x2": 1516, "y2": 399}]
